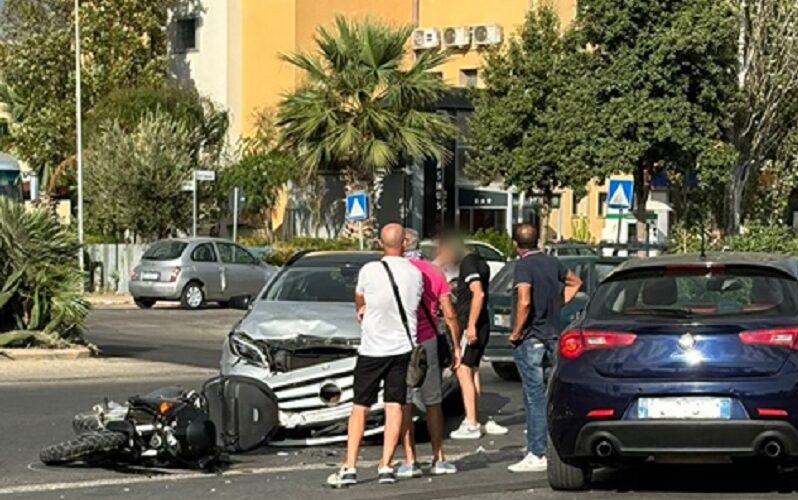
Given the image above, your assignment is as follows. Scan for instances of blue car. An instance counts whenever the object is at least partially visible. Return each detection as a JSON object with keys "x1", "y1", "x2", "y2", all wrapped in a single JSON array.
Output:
[{"x1": 547, "y1": 253, "x2": 798, "y2": 490}]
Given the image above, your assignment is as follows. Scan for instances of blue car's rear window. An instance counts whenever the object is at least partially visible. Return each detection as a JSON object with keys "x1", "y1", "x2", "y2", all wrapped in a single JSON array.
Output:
[{"x1": 588, "y1": 266, "x2": 798, "y2": 320}]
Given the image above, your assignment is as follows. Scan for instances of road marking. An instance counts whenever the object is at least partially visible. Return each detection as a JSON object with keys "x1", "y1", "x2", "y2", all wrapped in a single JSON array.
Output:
[{"x1": 0, "y1": 449, "x2": 505, "y2": 495}]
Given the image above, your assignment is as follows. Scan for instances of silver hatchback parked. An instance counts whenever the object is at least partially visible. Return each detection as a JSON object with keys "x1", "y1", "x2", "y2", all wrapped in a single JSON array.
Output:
[{"x1": 129, "y1": 238, "x2": 276, "y2": 310}]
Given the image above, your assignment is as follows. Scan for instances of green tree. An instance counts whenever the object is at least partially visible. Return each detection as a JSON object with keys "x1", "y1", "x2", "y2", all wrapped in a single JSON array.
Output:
[
  {"x1": 0, "y1": 0, "x2": 177, "y2": 183},
  {"x1": 277, "y1": 16, "x2": 457, "y2": 236},
  {"x1": 84, "y1": 112, "x2": 196, "y2": 241},
  {"x1": 0, "y1": 198, "x2": 88, "y2": 347},
  {"x1": 467, "y1": 5, "x2": 591, "y2": 243},
  {"x1": 554, "y1": 0, "x2": 739, "y2": 242},
  {"x1": 86, "y1": 85, "x2": 229, "y2": 167},
  {"x1": 219, "y1": 110, "x2": 295, "y2": 242},
  {"x1": 726, "y1": 0, "x2": 798, "y2": 232}
]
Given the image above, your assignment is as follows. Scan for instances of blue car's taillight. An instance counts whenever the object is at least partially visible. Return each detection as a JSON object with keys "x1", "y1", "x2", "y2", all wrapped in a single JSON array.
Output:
[
  {"x1": 559, "y1": 329, "x2": 637, "y2": 359},
  {"x1": 738, "y1": 327, "x2": 798, "y2": 351}
]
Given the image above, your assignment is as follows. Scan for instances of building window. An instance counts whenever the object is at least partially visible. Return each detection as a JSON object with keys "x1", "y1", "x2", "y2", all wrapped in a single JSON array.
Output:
[
  {"x1": 571, "y1": 191, "x2": 581, "y2": 216},
  {"x1": 597, "y1": 192, "x2": 607, "y2": 216},
  {"x1": 175, "y1": 17, "x2": 198, "y2": 52},
  {"x1": 460, "y1": 68, "x2": 478, "y2": 88}
]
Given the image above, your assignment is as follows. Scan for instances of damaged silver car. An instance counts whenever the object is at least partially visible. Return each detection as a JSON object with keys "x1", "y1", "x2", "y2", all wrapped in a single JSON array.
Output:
[{"x1": 220, "y1": 251, "x2": 458, "y2": 446}]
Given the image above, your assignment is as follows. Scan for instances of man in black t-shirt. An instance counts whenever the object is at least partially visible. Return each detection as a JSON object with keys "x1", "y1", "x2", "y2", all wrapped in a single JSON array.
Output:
[
  {"x1": 441, "y1": 239, "x2": 508, "y2": 440},
  {"x1": 506, "y1": 223, "x2": 582, "y2": 473}
]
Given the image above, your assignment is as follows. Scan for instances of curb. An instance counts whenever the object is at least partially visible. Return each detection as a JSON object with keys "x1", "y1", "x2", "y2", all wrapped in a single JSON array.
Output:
[{"x1": 0, "y1": 347, "x2": 93, "y2": 361}]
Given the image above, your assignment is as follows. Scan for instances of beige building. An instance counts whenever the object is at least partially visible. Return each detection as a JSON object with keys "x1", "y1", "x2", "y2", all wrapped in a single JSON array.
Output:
[{"x1": 170, "y1": 0, "x2": 666, "y2": 242}]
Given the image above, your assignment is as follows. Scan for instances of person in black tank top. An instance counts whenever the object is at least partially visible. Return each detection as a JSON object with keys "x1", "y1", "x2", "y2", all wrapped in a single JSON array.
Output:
[{"x1": 442, "y1": 239, "x2": 508, "y2": 440}]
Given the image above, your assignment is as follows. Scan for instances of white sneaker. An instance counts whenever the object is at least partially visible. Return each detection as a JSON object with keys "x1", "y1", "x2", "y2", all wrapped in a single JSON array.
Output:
[
  {"x1": 395, "y1": 462, "x2": 423, "y2": 479},
  {"x1": 430, "y1": 460, "x2": 458, "y2": 475},
  {"x1": 483, "y1": 419, "x2": 509, "y2": 435},
  {"x1": 326, "y1": 466, "x2": 357, "y2": 487},
  {"x1": 450, "y1": 420, "x2": 481, "y2": 440},
  {"x1": 507, "y1": 453, "x2": 547, "y2": 473}
]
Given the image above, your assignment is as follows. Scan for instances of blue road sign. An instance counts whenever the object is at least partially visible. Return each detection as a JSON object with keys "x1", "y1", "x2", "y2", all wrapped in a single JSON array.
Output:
[
  {"x1": 607, "y1": 179, "x2": 634, "y2": 210},
  {"x1": 345, "y1": 192, "x2": 369, "y2": 222}
]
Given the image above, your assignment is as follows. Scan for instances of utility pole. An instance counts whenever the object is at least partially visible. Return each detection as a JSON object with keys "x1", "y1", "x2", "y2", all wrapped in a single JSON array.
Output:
[
  {"x1": 232, "y1": 187, "x2": 239, "y2": 243},
  {"x1": 192, "y1": 170, "x2": 198, "y2": 237},
  {"x1": 74, "y1": 0, "x2": 85, "y2": 278}
]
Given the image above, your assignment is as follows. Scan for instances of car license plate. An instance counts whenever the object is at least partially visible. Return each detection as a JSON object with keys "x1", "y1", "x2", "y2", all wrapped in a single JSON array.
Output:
[
  {"x1": 141, "y1": 271, "x2": 160, "y2": 281},
  {"x1": 638, "y1": 397, "x2": 731, "y2": 420},
  {"x1": 493, "y1": 314, "x2": 511, "y2": 328}
]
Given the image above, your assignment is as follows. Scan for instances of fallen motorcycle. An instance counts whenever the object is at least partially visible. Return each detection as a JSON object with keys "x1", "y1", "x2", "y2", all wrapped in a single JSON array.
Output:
[{"x1": 40, "y1": 386, "x2": 220, "y2": 470}]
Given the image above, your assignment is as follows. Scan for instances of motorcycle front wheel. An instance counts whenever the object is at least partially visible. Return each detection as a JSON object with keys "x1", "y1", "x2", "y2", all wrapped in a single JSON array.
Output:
[{"x1": 40, "y1": 431, "x2": 127, "y2": 465}]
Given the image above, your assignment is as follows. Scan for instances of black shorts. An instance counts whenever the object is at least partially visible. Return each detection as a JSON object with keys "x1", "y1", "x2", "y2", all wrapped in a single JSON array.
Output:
[
  {"x1": 353, "y1": 352, "x2": 411, "y2": 406},
  {"x1": 462, "y1": 323, "x2": 490, "y2": 368}
]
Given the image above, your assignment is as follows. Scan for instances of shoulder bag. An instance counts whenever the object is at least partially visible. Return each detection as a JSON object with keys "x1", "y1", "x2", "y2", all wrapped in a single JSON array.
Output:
[
  {"x1": 418, "y1": 301, "x2": 453, "y2": 368},
  {"x1": 381, "y1": 261, "x2": 428, "y2": 388}
]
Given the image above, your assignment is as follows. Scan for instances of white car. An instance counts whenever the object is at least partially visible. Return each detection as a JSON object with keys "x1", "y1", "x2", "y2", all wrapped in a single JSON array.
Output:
[{"x1": 419, "y1": 239, "x2": 508, "y2": 282}]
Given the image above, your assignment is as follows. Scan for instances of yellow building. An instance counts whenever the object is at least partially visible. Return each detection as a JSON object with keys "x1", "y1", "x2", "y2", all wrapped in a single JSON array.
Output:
[{"x1": 170, "y1": 0, "x2": 627, "y2": 242}]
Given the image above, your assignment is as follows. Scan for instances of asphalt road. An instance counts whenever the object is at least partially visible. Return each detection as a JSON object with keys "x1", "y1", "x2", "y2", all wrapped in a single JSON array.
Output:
[
  {"x1": 85, "y1": 307, "x2": 244, "y2": 368},
  {"x1": 5, "y1": 307, "x2": 798, "y2": 499}
]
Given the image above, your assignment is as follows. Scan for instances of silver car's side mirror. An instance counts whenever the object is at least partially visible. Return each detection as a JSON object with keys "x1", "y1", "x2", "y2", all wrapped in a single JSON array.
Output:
[{"x1": 229, "y1": 295, "x2": 251, "y2": 310}]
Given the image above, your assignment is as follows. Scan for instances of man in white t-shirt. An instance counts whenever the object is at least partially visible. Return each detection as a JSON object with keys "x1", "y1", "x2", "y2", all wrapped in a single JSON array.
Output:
[{"x1": 327, "y1": 223, "x2": 423, "y2": 487}]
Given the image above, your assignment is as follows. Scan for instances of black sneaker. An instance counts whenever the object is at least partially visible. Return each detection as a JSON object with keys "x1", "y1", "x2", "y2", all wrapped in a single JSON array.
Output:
[
  {"x1": 378, "y1": 465, "x2": 397, "y2": 484},
  {"x1": 326, "y1": 467, "x2": 357, "y2": 488}
]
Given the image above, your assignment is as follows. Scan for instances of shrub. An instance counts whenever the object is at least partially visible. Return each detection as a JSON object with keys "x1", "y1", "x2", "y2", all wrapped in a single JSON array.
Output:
[
  {"x1": 668, "y1": 222, "x2": 798, "y2": 255},
  {"x1": 265, "y1": 237, "x2": 360, "y2": 266},
  {"x1": 467, "y1": 228, "x2": 513, "y2": 256},
  {"x1": 0, "y1": 199, "x2": 89, "y2": 347}
]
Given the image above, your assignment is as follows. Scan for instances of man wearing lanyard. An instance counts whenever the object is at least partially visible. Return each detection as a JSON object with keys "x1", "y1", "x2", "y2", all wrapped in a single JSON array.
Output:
[{"x1": 507, "y1": 223, "x2": 582, "y2": 472}]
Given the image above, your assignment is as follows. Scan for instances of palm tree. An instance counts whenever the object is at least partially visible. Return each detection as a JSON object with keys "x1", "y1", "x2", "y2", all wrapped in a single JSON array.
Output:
[{"x1": 278, "y1": 16, "x2": 457, "y2": 237}]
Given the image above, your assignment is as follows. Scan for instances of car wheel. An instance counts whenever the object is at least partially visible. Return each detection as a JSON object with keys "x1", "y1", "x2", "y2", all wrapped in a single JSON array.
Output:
[
  {"x1": 492, "y1": 362, "x2": 520, "y2": 381},
  {"x1": 546, "y1": 436, "x2": 592, "y2": 491},
  {"x1": 180, "y1": 282, "x2": 204, "y2": 310},
  {"x1": 134, "y1": 298, "x2": 155, "y2": 309}
]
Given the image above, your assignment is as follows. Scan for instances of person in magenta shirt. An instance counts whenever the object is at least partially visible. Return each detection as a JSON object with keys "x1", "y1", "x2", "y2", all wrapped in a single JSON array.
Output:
[{"x1": 395, "y1": 229, "x2": 462, "y2": 478}]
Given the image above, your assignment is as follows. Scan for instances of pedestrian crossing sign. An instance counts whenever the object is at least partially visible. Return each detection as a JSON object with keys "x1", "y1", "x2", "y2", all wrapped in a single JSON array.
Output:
[
  {"x1": 345, "y1": 192, "x2": 369, "y2": 222},
  {"x1": 607, "y1": 179, "x2": 634, "y2": 210}
]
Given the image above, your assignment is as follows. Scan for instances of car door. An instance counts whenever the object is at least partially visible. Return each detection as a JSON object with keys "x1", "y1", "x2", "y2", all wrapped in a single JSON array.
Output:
[
  {"x1": 215, "y1": 242, "x2": 265, "y2": 299},
  {"x1": 214, "y1": 241, "x2": 241, "y2": 298},
  {"x1": 189, "y1": 242, "x2": 223, "y2": 300},
  {"x1": 232, "y1": 244, "x2": 270, "y2": 297}
]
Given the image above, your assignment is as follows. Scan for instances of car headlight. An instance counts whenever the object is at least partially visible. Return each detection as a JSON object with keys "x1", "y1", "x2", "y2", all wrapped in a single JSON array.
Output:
[{"x1": 229, "y1": 332, "x2": 269, "y2": 368}]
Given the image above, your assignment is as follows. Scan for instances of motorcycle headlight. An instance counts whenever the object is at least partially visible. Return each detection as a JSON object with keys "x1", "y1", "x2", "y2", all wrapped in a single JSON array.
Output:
[{"x1": 229, "y1": 332, "x2": 269, "y2": 368}]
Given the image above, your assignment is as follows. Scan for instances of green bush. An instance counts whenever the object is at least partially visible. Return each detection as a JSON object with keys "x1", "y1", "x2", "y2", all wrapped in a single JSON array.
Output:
[
  {"x1": 669, "y1": 223, "x2": 798, "y2": 255},
  {"x1": 467, "y1": 228, "x2": 513, "y2": 256},
  {"x1": 265, "y1": 237, "x2": 360, "y2": 266},
  {"x1": 0, "y1": 199, "x2": 89, "y2": 348}
]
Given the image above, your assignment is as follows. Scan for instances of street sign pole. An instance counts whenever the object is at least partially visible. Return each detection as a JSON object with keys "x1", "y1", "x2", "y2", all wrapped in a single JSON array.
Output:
[
  {"x1": 345, "y1": 192, "x2": 369, "y2": 249},
  {"x1": 232, "y1": 187, "x2": 239, "y2": 243},
  {"x1": 192, "y1": 170, "x2": 197, "y2": 237},
  {"x1": 616, "y1": 207, "x2": 623, "y2": 245}
]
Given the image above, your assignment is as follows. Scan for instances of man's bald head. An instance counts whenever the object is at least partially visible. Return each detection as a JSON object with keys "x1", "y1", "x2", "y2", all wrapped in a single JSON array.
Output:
[
  {"x1": 513, "y1": 223, "x2": 539, "y2": 251},
  {"x1": 381, "y1": 223, "x2": 406, "y2": 255}
]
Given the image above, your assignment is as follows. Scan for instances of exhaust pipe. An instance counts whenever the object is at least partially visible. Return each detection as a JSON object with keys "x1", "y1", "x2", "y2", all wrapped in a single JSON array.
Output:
[
  {"x1": 763, "y1": 440, "x2": 782, "y2": 459},
  {"x1": 595, "y1": 440, "x2": 614, "y2": 458}
]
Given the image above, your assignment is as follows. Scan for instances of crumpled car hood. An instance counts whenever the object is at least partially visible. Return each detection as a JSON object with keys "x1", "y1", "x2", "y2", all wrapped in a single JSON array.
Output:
[{"x1": 237, "y1": 300, "x2": 360, "y2": 343}]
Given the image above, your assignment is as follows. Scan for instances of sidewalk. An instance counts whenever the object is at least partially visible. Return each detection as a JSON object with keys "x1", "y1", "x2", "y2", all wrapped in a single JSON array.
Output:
[
  {"x1": 0, "y1": 357, "x2": 216, "y2": 385},
  {"x1": 87, "y1": 292, "x2": 134, "y2": 308}
]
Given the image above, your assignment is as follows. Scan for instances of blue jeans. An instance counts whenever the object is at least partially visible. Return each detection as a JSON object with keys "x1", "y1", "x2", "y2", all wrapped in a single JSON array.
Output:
[{"x1": 513, "y1": 338, "x2": 547, "y2": 457}]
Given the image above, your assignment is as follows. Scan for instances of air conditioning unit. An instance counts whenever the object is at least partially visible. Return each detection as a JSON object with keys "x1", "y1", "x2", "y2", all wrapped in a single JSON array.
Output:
[
  {"x1": 411, "y1": 28, "x2": 440, "y2": 50},
  {"x1": 472, "y1": 24, "x2": 503, "y2": 47},
  {"x1": 441, "y1": 26, "x2": 471, "y2": 49}
]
